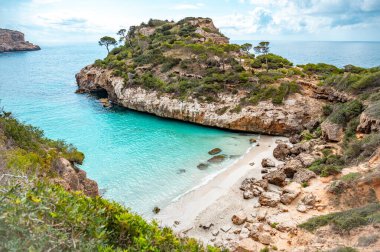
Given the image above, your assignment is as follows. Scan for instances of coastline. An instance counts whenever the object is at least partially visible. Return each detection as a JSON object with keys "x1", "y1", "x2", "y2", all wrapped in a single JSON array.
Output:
[{"x1": 155, "y1": 135, "x2": 287, "y2": 232}]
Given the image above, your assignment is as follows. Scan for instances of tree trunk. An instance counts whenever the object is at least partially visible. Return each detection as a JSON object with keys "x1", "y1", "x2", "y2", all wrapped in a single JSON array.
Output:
[{"x1": 265, "y1": 54, "x2": 268, "y2": 72}]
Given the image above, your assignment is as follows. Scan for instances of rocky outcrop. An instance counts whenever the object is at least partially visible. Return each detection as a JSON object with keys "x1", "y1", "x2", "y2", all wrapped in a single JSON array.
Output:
[
  {"x1": 321, "y1": 120, "x2": 344, "y2": 142},
  {"x1": 76, "y1": 67, "x2": 324, "y2": 136},
  {"x1": 52, "y1": 158, "x2": 99, "y2": 197},
  {"x1": 357, "y1": 106, "x2": 380, "y2": 133},
  {"x1": 0, "y1": 29, "x2": 40, "y2": 52}
]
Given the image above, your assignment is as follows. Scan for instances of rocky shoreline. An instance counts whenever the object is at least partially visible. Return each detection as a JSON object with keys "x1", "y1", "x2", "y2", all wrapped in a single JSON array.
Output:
[
  {"x1": 0, "y1": 28, "x2": 40, "y2": 52},
  {"x1": 157, "y1": 136, "x2": 380, "y2": 252},
  {"x1": 76, "y1": 66, "x2": 325, "y2": 136}
]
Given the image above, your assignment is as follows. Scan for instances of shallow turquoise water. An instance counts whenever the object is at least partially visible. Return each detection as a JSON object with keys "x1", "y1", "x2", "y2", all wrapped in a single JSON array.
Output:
[
  {"x1": 0, "y1": 44, "x2": 255, "y2": 216},
  {"x1": 1, "y1": 41, "x2": 379, "y2": 216}
]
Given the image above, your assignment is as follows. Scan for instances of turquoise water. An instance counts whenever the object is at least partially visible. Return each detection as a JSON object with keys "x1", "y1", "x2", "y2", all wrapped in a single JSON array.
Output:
[
  {"x1": 235, "y1": 40, "x2": 380, "y2": 68},
  {"x1": 0, "y1": 44, "x2": 255, "y2": 216},
  {"x1": 1, "y1": 41, "x2": 379, "y2": 216}
]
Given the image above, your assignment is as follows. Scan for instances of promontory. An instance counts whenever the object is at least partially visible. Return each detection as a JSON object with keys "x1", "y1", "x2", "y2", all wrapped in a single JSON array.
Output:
[{"x1": 0, "y1": 28, "x2": 40, "y2": 52}]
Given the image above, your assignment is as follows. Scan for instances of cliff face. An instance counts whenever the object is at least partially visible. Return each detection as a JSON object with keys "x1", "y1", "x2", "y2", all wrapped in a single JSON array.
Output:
[
  {"x1": 0, "y1": 29, "x2": 40, "y2": 52},
  {"x1": 76, "y1": 66, "x2": 325, "y2": 136}
]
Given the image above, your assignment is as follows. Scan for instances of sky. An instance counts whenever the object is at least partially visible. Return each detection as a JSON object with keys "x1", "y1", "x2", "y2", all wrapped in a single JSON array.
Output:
[{"x1": 0, "y1": 0, "x2": 380, "y2": 44}]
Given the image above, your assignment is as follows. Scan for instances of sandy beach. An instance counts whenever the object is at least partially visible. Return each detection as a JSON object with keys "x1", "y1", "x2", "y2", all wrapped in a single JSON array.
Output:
[{"x1": 155, "y1": 135, "x2": 287, "y2": 233}]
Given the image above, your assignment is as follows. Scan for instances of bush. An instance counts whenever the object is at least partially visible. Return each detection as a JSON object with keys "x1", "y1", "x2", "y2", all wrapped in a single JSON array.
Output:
[
  {"x1": 341, "y1": 172, "x2": 361, "y2": 182},
  {"x1": 365, "y1": 100, "x2": 380, "y2": 119},
  {"x1": 300, "y1": 63, "x2": 342, "y2": 76},
  {"x1": 299, "y1": 203, "x2": 380, "y2": 233},
  {"x1": 161, "y1": 57, "x2": 181, "y2": 72},
  {"x1": 322, "y1": 104, "x2": 333, "y2": 117},
  {"x1": 329, "y1": 100, "x2": 363, "y2": 126},
  {"x1": 351, "y1": 71, "x2": 380, "y2": 91},
  {"x1": 0, "y1": 183, "x2": 219, "y2": 251},
  {"x1": 344, "y1": 133, "x2": 380, "y2": 162},
  {"x1": 253, "y1": 53, "x2": 293, "y2": 70},
  {"x1": 308, "y1": 155, "x2": 344, "y2": 177}
]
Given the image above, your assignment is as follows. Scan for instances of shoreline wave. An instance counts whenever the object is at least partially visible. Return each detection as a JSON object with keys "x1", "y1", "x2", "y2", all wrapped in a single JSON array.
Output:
[{"x1": 170, "y1": 135, "x2": 260, "y2": 203}]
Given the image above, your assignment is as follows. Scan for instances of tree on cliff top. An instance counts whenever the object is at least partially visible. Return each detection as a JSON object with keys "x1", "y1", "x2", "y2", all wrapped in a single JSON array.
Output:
[
  {"x1": 98, "y1": 36, "x2": 117, "y2": 53},
  {"x1": 254, "y1": 41, "x2": 270, "y2": 72},
  {"x1": 241, "y1": 43, "x2": 252, "y2": 54}
]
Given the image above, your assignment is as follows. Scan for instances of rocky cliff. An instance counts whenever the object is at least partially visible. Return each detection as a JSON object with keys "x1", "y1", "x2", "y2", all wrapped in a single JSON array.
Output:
[
  {"x1": 0, "y1": 28, "x2": 40, "y2": 52},
  {"x1": 76, "y1": 17, "x2": 332, "y2": 136},
  {"x1": 76, "y1": 66, "x2": 325, "y2": 136}
]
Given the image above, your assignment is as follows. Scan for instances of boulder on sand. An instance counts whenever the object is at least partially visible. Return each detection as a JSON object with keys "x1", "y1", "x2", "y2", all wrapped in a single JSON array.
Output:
[
  {"x1": 263, "y1": 170, "x2": 287, "y2": 187},
  {"x1": 261, "y1": 158, "x2": 276, "y2": 168},
  {"x1": 273, "y1": 143, "x2": 291, "y2": 161},
  {"x1": 232, "y1": 212, "x2": 247, "y2": 225},
  {"x1": 259, "y1": 192, "x2": 281, "y2": 207},
  {"x1": 321, "y1": 120, "x2": 344, "y2": 142}
]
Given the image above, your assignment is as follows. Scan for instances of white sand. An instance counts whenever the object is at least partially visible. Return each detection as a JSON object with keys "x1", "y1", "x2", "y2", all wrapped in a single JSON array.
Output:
[{"x1": 155, "y1": 135, "x2": 287, "y2": 233}]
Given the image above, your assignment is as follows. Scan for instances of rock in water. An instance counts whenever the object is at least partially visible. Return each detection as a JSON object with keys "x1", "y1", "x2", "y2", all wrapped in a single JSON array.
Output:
[
  {"x1": 0, "y1": 29, "x2": 40, "y2": 52},
  {"x1": 153, "y1": 206, "x2": 161, "y2": 214},
  {"x1": 208, "y1": 148, "x2": 222, "y2": 155},
  {"x1": 197, "y1": 163, "x2": 209, "y2": 170},
  {"x1": 249, "y1": 138, "x2": 257, "y2": 143},
  {"x1": 208, "y1": 155, "x2": 226, "y2": 163}
]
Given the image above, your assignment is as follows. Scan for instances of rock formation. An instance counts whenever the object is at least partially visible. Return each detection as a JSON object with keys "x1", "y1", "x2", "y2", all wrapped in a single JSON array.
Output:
[
  {"x1": 76, "y1": 67, "x2": 324, "y2": 136},
  {"x1": 0, "y1": 29, "x2": 40, "y2": 52}
]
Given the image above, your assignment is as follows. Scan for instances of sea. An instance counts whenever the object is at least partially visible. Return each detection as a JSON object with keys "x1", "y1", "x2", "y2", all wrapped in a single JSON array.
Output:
[{"x1": 0, "y1": 41, "x2": 379, "y2": 216}]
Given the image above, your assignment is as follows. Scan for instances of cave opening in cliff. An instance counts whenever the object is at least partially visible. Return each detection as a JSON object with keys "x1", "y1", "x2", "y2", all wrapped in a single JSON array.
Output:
[{"x1": 90, "y1": 88, "x2": 108, "y2": 99}]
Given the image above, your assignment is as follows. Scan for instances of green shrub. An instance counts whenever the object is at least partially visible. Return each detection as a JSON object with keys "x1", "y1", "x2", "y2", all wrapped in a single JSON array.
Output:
[
  {"x1": 322, "y1": 104, "x2": 333, "y2": 117},
  {"x1": 330, "y1": 247, "x2": 359, "y2": 252},
  {"x1": 0, "y1": 183, "x2": 219, "y2": 251},
  {"x1": 344, "y1": 64, "x2": 367, "y2": 74},
  {"x1": 329, "y1": 100, "x2": 363, "y2": 126},
  {"x1": 300, "y1": 63, "x2": 342, "y2": 76},
  {"x1": 308, "y1": 155, "x2": 344, "y2": 177},
  {"x1": 351, "y1": 71, "x2": 380, "y2": 91},
  {"x1": 341, "y1": 172, "x2": 361, "y2": 182},
  {"x1": 161, "y1": 57, "x2": 181, "y2": 72},
  {"x1": 253, "y1": 53, "x2": 293, "y2": 70},
  {"x1": 365, "y1": 101, "x2": 380, "y2": 119},
  {"x1": 344, "y1": 133, "x2": 380, "y2": 162},
  {"x1": 299, "y1": 203, "x2": 380, "y2": 233}
]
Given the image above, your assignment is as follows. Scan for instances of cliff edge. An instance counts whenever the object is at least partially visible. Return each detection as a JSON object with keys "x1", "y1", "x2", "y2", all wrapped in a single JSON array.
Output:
[{"x1": 0, "y1": 28, "x2": 40, "y2": 52}]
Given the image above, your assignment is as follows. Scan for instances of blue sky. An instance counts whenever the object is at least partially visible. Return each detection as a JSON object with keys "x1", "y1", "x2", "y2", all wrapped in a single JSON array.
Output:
[{"x1": 1, "y1": 0, "x2": 380, "y2": 44}]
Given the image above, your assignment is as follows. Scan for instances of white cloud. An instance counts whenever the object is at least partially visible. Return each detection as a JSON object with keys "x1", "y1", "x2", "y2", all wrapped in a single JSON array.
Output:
[{"x1": 172, "y1": 3, "x2": 204, "y2": 10}]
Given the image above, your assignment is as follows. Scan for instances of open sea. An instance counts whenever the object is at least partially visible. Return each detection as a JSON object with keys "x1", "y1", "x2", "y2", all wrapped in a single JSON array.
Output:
[{"x1": 0, "y1": 41, "x2": 379, "y2": 216}]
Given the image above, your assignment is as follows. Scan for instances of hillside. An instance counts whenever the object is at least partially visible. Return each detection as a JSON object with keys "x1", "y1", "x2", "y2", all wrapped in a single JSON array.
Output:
[
  {"x1": 0, "y1": 29, "x2": 40, "y2": 52},
  {"x1": 76, "y1": 17, "x2": 326, "y2": 136},
  {"x1": 75, "y1": 17, "x2": 380, "y2": 251},
  {"x1": 76, "y1": 18, "x2": 380, "y2": 137},
  {"x1": 0, "y1": 111, "x2": 219, "y2": 251}
]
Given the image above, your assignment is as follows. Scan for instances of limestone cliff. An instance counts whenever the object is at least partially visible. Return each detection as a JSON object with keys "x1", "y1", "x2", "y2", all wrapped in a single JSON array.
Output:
[
  {"x1": 76, "y1": 66, "x2": 324, "y2": 136},
  {"x1": 0, "y1": 29, "x2": 40, "y2": 52}
]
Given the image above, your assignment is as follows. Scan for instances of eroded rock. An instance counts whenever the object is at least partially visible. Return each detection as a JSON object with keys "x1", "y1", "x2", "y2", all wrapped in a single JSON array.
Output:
[
  {"x1": 321, "y1": 120, "x2": 344, "y2": 142},
  {"x1": 259, "y1": 192, "x2": 281, "y2": 207},
  {"x1": 261, "y1": 158, "x2": 276, "y2": 168},
  {"x1": 263, "y1": 170, "x2": 287, "y2": 187},
  {"x1": 273, "y1": 143, "x2": 291, "y2": 161},
  {"x1": 232, "y1": 212, "x2": 247, "y2": 225}
]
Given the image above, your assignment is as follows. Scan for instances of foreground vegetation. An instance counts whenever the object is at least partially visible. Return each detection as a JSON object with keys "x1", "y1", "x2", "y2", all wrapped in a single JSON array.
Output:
[
  {"x1": 0, "y1": 183, "x2": 219, "y2": 251},
  {"x1": 0, "y1": 111, "x2": 218, "y2": 251}
]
